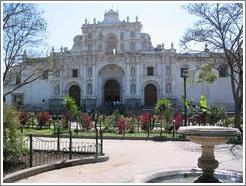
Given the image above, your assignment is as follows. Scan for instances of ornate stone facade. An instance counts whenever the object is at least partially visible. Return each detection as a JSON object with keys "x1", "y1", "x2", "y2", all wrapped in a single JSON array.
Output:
[{"x1": 4, "y1": 9, "x2": 234, "y2": 112}]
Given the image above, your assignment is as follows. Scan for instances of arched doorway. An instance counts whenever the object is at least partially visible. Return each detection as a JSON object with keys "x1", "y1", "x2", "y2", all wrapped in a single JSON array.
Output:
[
  {"x1": 69, "y1": 85, "x2": 81, "y2": 107},
  {"x1": 104, "y1": 80, "x2": 120, "y2": 105},
  {"x1": 144, "y1": 84, "x2": 157, "y2": 107}
]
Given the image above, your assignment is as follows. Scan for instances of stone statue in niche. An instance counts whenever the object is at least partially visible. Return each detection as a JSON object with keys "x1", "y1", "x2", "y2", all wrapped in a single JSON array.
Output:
[
  {"x1": 88, "y1": 67, "x2": 92, "y2": 77},
  {"x1": 87, "y1": 84, "x2": 92, "y2": 95},
  {"x1": 107, "y1": 35, "x2": 117, "y2": 54},
  {"x1": 131, "y1": 67, "x2": 135, "y2": 77},
  {"x1": 131, "y1": 83, "x2": 136, "y2": 95},
  {"x1": 54, "y1": 84, "x2": 60, "y2": 95}
]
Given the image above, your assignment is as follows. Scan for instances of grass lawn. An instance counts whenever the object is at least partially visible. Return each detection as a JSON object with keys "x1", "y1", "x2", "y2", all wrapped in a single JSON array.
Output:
[
  {"x1": 21, "y1": 128, "x2": 54, "y2": 136},
  {"x1": 20, "y1": 127, "x2": 241, "y2": 144},
  {"x1": 20, "y1": 127, "x2": 187, "y2": 141}
]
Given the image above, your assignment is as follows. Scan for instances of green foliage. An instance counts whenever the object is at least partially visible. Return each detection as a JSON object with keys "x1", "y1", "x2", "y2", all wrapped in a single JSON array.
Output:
[
  {"x1": 26, "y1": 112, "x2": 38, "y2": 128},
  {"x1": 207, "y1": 106, "x2": 229, "y2": 126},
  {"x1": 102, "y1": 116, "x2": 116, "y2": 132},
  {"x1": 3, "y1": 105, "x2": 27, "y2": 161},
  {"x1": 155, "y1": 98, "x2": 173, "y2": 132},
  {"x1": 63, "y1": 96, "x2": 78, "y2": 118},
  {"x1": 52, "y1": 119, "x2": 62, "y2": 134},
  {"x1": 185, "y1": 95, "x2": 230, "y2": 127},
  {"x1": 155, "y1": 98, "x2": 172, "y2": 113},
  {"x1": 197, "y1": 63, "x2": 218, "y2": 84},
  {"x1": 112, "y1": 109, "x2": 121, "y2": 122},
  {"x1": 200, "y1": 95, "x2": 208, "y2": 112},
  {"x1": 125, "y1": 116, "x2": 137, "y2": 132}
]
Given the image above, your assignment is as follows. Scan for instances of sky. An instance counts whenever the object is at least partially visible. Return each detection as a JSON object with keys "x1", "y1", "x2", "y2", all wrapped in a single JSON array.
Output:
[{"x1": 37, "y1": 1, "x2": 199, "y2": 53}]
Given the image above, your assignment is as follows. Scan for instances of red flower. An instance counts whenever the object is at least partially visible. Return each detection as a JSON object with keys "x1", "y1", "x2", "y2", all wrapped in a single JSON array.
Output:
[
  {"x1": 37, "y1": 112, "x2": 51, "y2": 127},
  {"x1": 81, "y1": 113, "x2": 93, "y2": 129},
  {"x1": 117, "y1": 117, "x2": 129, "y2": 132},
  {"x1": 19, "y1": 112, "x2": 28, "y2": 126},
  {"x1": 173, "y1": 112, "x2": 183, "y2": 130},
  {"x1": 137, "y1": 112, "x2": 150, "y2": 130}
]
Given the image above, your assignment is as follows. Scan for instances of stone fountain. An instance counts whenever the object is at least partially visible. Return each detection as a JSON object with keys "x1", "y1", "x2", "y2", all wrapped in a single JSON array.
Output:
[
  {"x1": 132, "y1": 125, "x2": 242, "y2": 183},
  {"x1": 177, "y1": 126, "x2": 241, "y2": 183}
]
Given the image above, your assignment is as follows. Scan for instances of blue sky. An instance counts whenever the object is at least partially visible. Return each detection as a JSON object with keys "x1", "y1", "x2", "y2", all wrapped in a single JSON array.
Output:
[{"x1": 38, "y1": 1, "x2": 199, "y2": 53}]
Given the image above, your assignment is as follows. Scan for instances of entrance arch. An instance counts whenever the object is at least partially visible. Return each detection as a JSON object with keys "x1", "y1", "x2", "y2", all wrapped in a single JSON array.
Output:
[
  {"x1": 144, "y1": 84, "x2": 157, "y2": 107},
  {"x1": 104, "y1": 80, "x2": 120, "y2": 105},
  {"x1": 69, "y1": 85, "x2": 81, "y2": 107},
  {"x1": 98, "y1": 64, "x2": 125, "y2": 106}
]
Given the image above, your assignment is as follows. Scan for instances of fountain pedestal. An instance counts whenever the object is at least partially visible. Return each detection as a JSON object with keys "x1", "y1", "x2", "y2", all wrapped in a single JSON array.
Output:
[{"x1": 178, "y1": 126, "x2": 240, "y2": 183}]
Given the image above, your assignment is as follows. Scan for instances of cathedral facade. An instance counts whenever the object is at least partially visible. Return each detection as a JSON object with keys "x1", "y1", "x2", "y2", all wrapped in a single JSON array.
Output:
[{"x1": 4, "y1": 10, "x2": 234, "y2": 112}]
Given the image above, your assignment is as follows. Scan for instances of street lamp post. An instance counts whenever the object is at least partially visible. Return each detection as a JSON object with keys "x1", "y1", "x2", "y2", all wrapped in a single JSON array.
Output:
[{"x1": 181, "y1": 67, "x2": 188, "y2": 126}]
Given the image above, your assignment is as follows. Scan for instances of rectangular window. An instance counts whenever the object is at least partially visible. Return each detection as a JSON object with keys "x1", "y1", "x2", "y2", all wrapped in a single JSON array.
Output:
[
  {"x1": 72, "y1": 69, "x2": 78, "y2": 78},
  {"x1": 147, "y1": 67, "x2": 154, "y2": 76},
  {"x1": 42, "y1": 70, "x2": 48, "y2": 79},
  {"x1": 12, "y1": 93, "x2": 24, "y2": 108}
]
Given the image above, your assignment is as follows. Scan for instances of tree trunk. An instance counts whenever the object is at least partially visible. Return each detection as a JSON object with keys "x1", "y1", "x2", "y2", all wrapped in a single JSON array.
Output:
[{"x1": 234, "y1": 100, "x2": 242, "y2": 130}]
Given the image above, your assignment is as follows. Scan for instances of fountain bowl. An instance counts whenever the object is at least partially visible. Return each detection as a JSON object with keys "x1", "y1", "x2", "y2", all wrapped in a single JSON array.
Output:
[
  {"x1": 132, "y1": 168, "x2": 243, "y2": 183},
  {"x1": 178, "y1": 126, "x2": 241, "y2": 137},
  {"x1": 176, "y1": 126, "x2": 242, "y2": 183}
]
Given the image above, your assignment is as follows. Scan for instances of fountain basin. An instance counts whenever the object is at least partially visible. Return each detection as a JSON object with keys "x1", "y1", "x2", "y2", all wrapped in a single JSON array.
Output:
[
  {"x1": 177, "y1": 126, "x2": 241, "y2": 183},
  {"x1": 178, "y1": 126, "x2": 241, "y2": 137},
  {"x1": 132, "y1": 168, "x2": 243, "y2": 183}
]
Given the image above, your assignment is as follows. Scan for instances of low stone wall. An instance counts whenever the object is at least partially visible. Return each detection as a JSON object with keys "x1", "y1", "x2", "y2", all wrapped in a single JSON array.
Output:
[{"x1": 3, "y1": 155, "x2": 109, "y2": 183}]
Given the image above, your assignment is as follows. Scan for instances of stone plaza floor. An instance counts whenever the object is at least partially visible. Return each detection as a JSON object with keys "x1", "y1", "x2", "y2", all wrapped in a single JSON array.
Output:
[{"x1": 17, "y1": 139, "x2": 243, "y2": 183}]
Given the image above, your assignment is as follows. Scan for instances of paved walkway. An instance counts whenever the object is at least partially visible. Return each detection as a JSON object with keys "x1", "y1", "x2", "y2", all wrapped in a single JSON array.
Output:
[{"x1": 17, "y1": 139, "x2": 243, "y2": 183}]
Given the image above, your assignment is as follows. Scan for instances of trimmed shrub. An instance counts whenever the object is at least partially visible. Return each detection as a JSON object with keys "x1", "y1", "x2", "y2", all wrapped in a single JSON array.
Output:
[{"x1": 3, "y1": 105, "x2": 27, "y2": 162}]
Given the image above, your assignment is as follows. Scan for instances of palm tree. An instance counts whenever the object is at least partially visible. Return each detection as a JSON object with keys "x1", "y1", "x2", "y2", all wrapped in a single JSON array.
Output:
[{"x1": 155, "y1": 98, "x2": 173, "y2": 136}]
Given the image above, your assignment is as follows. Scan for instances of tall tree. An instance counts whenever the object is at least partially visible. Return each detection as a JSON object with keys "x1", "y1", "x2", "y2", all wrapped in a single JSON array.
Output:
[
  {"x1": 181, "y1": 3, "x2": 243, "y2": 129},
  {"x1": 3, "y1": 3, "x2": 54, "y2": 97}
]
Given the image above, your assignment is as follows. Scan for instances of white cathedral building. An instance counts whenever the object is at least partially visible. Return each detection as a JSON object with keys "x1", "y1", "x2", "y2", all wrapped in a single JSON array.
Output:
[{"x1": 4, "y1": 9, "x2": 234, "y2": 112}]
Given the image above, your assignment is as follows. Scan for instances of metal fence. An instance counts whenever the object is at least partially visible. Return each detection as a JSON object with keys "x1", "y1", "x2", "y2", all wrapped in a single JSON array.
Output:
[
  {"x1": 4, "y1": 117, "x2": 105, "y2": 175},
  {"x1": 14, "y1": 129, "x2": 103, "y2": 171}
]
